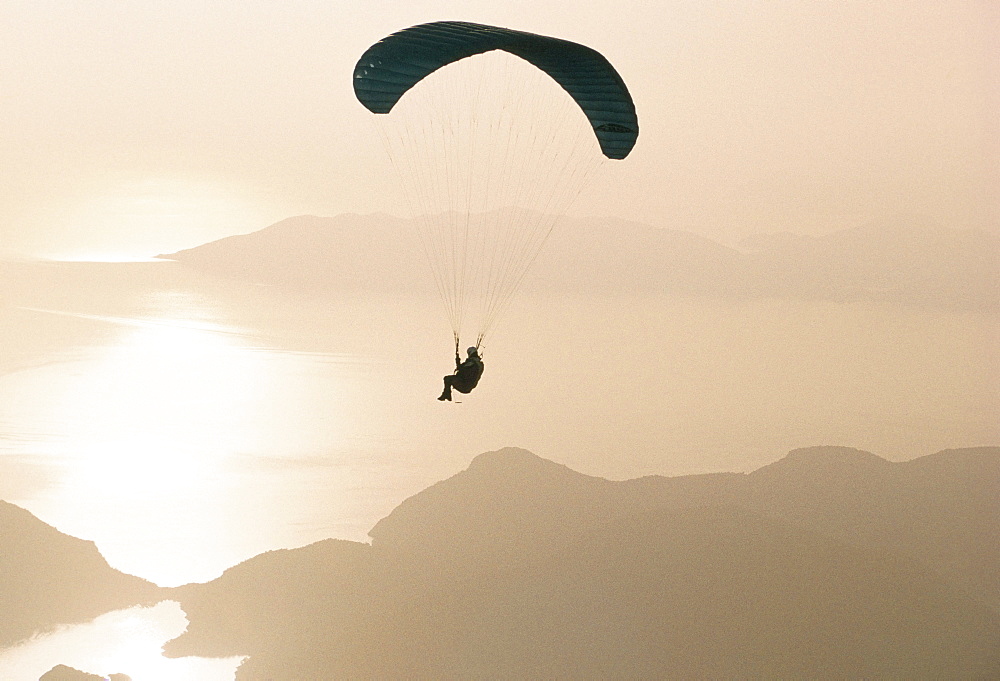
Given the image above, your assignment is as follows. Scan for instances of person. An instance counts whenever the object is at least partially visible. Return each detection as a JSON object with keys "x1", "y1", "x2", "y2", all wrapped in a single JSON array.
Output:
[{"x1": 438, "y1": 346, "x2": 484, "y2": 401}]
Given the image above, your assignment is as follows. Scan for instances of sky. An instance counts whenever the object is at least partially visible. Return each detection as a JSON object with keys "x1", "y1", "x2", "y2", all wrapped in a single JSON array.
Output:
[{"x1": 1, "y1": 0, "x2": 996, "y2": 259}]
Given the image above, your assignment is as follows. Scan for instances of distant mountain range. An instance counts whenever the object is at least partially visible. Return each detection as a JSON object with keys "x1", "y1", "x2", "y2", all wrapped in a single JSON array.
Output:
[
  {"x1": 160, "y1": 213, "x2": 999, "y2": 310},
  {"x1": 4, "y1": 446, "x2": 998, "y2": 678}
]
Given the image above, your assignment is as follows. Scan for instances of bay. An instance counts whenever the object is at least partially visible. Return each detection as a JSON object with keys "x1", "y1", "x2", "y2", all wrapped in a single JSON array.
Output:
[
  {"x1": 0, "y1": 602, "x2": 242, "y2": 681},
  {"x1": 0, "y1": 259, "x2": 996, "y2": 676}
]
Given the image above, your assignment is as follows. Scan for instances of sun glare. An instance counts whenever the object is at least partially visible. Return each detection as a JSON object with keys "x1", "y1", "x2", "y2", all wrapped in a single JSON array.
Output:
[
  {"x1": 2, "y1": 294, "x2": 363, "y2": 586},
  {"x1": 49, "y1": 316, "x2": 268, "y2": 495}
]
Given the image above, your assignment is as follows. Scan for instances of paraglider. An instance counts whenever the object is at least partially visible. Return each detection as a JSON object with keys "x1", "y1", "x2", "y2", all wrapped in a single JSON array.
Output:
[
  {"x1": 353, "y1": 21, "x2": 637, "y2": 398},
  {"x1": 438, "y1": 346, "x2": 485, "y2": 401}
]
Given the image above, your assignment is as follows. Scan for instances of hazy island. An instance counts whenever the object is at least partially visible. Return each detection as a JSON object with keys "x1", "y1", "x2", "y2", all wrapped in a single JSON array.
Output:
[{"x1": 159, "y1": 213, "x2": 999, "y2": 312}]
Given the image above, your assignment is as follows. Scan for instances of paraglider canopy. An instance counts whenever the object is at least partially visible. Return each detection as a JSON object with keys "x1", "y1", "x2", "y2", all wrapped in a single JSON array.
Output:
[
  {"x1": 353, "y1": 21, "x2": 638, "y2": 352},
  {"x1": 353, "y1": 21, "x2": 638, "y2": 160}
]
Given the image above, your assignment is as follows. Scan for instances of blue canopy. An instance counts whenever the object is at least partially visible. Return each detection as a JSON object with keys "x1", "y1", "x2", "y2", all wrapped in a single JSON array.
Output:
[{"x1": 353, "y1": 21, "x2": 638, "y2": 159}]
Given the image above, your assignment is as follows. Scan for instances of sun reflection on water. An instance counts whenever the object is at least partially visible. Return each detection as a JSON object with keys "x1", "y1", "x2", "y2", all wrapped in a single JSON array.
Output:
[
  {"x1": 49, "y1": 316, "x2": 268, "y2": 495},
  {"x1": 0, "y1": 601, "x2": 244, "y2": 680},
  {"x1": 0, "y1": 295, "x2": 365, "y2": 586}
]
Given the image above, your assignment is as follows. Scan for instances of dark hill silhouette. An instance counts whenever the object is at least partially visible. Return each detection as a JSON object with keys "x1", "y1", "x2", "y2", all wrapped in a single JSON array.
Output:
[
  {"x1": 745, "y1": 445, "x2": 1000, "y2": 611},
  {"x1": 164, "y1": 446, "x2": 1000, "y2": 679},
  {"x1": 0, "y1": 500, "x2": 161, "y2": 648},
  {"x1": 158, "y1": 213, "x2": 999, "y2": 310},
  {"x1": 163, "y1": 539, "x2": 371, "y2": 660},
  {"x1": 38, "y1": 665, "x2": 104, "y2": 681},
  {"x1": 38, "y1": 665, "x2": 130, "y2": 681}
]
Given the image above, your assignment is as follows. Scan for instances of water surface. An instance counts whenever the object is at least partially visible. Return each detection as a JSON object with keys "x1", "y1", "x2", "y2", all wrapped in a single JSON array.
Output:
[
  {"x1": 0, "y1": 260, "x2": 996, "y2": 675},
  {"x1": 0, "y1": 602, "x2": 242, "y2": 681}
]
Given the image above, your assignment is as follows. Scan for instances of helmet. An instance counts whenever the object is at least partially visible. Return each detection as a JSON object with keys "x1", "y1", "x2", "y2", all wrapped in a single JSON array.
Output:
[{"x1": 467, "y1": 346, "x2": 479, "y2": 356}]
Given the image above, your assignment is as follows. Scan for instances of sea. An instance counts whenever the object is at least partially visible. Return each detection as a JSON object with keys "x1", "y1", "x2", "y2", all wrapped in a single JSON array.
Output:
[{"x1": 1, "y1": 259, "x2": 995, "y2": 679}]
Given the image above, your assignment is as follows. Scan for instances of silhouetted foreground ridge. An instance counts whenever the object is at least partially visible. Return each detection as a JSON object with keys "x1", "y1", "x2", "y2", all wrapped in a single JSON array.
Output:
[
  {"x1": 0, "y1": 501, "x2": 159, "y2": 649},
  {"x1": 164, "y1": 446, "x2": 1000, "y2": 679},
  {"x1": 38, "y1": 664, "x2": 130, "y2": 681}
]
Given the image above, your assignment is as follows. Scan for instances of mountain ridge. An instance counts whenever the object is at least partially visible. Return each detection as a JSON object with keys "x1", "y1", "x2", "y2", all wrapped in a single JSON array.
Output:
[
  {"x1": 158, "y1": 445, "x2": 999, "y2": 678},
  {"x1": 158, "y1": 213, "x2": 999, "y2": 310},
  {"x1": 0, "y1": 500, "x2": 161, "y2": 649},
  {"x1": 4, "y1": 445, "x2": 997, "y2": 676}
]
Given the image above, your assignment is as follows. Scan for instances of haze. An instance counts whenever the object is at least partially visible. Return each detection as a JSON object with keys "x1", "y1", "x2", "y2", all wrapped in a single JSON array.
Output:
[
  {"x1": 2, "y1": 1, "x2": 996, "y2": 258},
  {"x1": 1, "y1": 2, "x2": 998, "y2": 678}
]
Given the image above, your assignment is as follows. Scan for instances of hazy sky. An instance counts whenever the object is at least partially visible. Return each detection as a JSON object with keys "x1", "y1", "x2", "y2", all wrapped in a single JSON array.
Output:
[{"x1": 1, "y1": 0, "x2": 996, "y2": 258}]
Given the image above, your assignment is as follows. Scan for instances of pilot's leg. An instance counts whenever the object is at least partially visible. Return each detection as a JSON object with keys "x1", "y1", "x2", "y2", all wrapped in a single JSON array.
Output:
[{"x1": 438, "y1": 375, "x2": 454, "y2": 401}]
